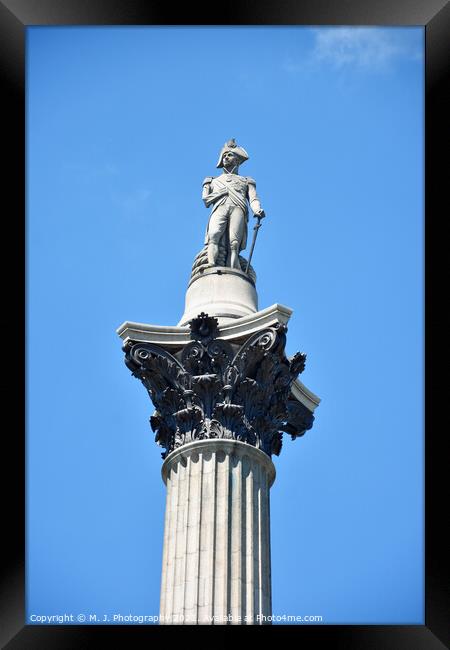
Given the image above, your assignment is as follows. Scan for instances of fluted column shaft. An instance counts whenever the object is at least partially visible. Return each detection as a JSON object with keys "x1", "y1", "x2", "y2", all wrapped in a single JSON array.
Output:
[{"x1": 159, "y1": 439, "x2": 275, "y2": 625}]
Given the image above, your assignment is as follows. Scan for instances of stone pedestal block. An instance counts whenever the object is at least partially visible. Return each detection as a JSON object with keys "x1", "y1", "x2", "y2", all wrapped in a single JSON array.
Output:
[
  {"x1": 179, "y1": 267, "x2": 258, "y2": 326},
  {"x1": 159, "y1": 439, "x2": 275, "y2": 625}
]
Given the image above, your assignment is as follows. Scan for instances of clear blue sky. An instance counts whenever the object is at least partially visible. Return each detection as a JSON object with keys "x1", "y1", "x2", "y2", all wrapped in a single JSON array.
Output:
[{"x1": 27, "y1": 26, "x2": 424, "y2": 625}]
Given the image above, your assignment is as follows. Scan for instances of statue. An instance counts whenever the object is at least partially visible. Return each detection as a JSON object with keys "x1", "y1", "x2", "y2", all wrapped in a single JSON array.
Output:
[{"x1": 202, "y1": 139, "x2": 265, "y2": 270}]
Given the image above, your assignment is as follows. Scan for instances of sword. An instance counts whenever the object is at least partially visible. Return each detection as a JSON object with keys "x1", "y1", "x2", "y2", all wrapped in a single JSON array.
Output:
[{"x1": 245, "y1": 212, "x2": 265, "y2": 274}]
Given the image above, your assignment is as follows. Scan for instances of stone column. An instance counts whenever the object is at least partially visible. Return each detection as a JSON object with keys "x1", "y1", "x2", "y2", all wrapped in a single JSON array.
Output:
[
  {"x1": 159, "y1": 439, "x2": 275, "y2": 625},
  {"x1": 119, "y1": 310, "x2": 318, "y2": 626}
]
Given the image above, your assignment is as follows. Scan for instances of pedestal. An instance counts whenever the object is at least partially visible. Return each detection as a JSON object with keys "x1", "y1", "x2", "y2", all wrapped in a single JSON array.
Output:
[
  {"x1": 179, "y1": 266, "x2": 258, "y2": 326},
  {"x1": 160, "y1": 439, "x2": 275, "y2": 625}
]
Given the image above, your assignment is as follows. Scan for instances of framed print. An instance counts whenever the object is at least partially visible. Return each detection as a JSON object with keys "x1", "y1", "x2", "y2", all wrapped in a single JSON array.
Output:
[{"x1": 2, "y1": 0, "x2": 449, "y2": 647}]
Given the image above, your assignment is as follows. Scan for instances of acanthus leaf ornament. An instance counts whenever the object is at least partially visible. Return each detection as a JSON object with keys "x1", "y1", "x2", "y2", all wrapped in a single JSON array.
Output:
[{"x1": 122, "y1": 316, "x2": 311, "y2": 459}]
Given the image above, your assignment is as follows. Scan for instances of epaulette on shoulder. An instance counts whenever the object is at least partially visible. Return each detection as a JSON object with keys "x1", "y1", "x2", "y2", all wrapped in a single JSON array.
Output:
[
  {"x1": 203, "y1": 176, "x2": 214, "y2": 185},
  {"x1": 246, "y1": 176, "x2": 256, "y2": 185}
]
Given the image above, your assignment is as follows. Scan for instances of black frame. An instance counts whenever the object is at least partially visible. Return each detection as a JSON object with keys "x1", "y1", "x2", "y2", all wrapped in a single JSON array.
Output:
[{"x1": 3, "y1": 0, "x2": 448, "y2": 646}]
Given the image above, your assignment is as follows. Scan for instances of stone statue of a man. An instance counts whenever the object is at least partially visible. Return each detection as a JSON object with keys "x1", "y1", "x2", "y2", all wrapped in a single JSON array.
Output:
[{"x1": 203, "y1": 139, "x2": 265, "y2": 269}]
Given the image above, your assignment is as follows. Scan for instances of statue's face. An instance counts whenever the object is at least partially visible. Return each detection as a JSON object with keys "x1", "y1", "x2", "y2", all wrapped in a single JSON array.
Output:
[{"x1": 222, "y1": 151, "x2": 239, "y2": 169}]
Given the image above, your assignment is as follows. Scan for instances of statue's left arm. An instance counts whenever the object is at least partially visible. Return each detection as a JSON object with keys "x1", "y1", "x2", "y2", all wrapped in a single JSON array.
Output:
[{"x1": 247, "y1": 178, "x2": 266, "y2": 218}]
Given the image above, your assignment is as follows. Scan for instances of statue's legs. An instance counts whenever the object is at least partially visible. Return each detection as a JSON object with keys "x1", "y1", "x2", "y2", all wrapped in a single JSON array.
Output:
[
  {"x1": 207, "y1": 207, "x2": 229, "y2": 266},
  {"x1": 229, "y1": 207, "x2": 246, "y2": 270},
  {"x1": 207, "y1": 243, "x2": 219, "y2": 267}
]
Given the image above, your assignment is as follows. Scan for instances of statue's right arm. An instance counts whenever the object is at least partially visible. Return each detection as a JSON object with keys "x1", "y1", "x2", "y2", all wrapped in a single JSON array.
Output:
[
  {"x1": 202, "y1": 177, "x2": 227, "y2": 208},
  {"x1": 202, "y1": 177, "x2": 212, "y2": 208}
]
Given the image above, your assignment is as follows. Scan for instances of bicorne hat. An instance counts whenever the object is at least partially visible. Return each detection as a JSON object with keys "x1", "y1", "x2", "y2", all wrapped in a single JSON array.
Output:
[{"x1": 216, "y1": 138, "x2": 249, "y2": 168}]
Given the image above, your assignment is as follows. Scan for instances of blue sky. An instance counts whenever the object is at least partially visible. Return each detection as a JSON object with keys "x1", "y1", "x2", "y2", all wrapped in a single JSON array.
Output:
[{"x1": 27, "y1": 26, "x2": 424, "y2": 625}]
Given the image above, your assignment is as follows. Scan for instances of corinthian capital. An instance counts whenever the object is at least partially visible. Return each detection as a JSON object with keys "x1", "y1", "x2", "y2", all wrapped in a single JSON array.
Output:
[{"x1": 122, "y1": 313, "x2": 313, "y2": 459}]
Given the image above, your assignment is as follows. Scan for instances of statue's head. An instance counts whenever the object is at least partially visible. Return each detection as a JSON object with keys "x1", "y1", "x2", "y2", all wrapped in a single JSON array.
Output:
[{"x1": 216, "y1": 138, "x2": 249, "y2": 169}]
